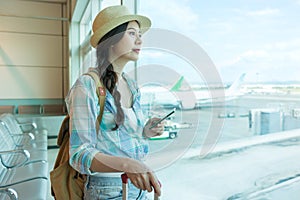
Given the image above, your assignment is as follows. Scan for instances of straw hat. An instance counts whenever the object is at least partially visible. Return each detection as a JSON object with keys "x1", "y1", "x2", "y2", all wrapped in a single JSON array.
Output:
[{"x1": 90, "y1": 5, "x2": 151, "y2": 48}]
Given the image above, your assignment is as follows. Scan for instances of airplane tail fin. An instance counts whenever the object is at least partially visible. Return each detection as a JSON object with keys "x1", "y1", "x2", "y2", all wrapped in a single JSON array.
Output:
[
  {"x1": 170, "y1": 76, "x2": 184, "y2": 92},
  {"x1": 227, "y1": 73, "x2": 246, "y2": 94}
]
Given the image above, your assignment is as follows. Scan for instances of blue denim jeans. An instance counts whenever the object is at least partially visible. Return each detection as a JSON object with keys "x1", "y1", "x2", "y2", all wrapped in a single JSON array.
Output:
[{"x1": 84, "y1": 176, "x2": 148, "y2": 200}]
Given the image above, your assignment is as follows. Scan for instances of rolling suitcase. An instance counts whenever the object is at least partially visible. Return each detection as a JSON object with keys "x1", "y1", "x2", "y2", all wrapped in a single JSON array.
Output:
[{"x1": 121, "y1": 173, "x2": 161, "y2": 200}]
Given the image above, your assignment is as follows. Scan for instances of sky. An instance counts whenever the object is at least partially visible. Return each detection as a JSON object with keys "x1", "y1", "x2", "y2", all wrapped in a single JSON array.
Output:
[{"x1": 137, "y1": 0, "x2": 300, "y2": 84}]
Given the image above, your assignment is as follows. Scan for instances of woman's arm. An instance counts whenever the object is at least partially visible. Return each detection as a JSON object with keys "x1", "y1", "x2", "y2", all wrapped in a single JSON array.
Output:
[
  {"x1": 90, "y1": 152, "x2": 161, "y2": 196},
  {"x1": 67, "y1": 76, "x2": 101, "y2": 174}
]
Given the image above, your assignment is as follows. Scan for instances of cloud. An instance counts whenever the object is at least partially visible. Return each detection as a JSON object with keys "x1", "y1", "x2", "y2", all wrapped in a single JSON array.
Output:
[
  {"x1": 233, "y1": 8, "x2": 280, "y2": 17},
  {"x1": 218, "y1": 50, "x2": 269, "y2": 68},
  {"x1": 140, "y1": 0, "x2": 200, "y2": 36},
  {"x1": 241, "y1": 50, "x2": 269, "y2": 59},
  {"x1": 262, "y1": 39, "x2": 300, "y2": 63},
  {"x1": 217, "y1": 37, "x2": 300, "y2": 82},
  {"x1": 206, "y1": 20, "x2": 234, "y2": 35},
  {"x1": 245, "y1": 8, "x2": 280, "y2": 17},
  {"x1": 264, "y1": 39, "x2": 300, "y2": 50},
  {"x1": 139, "y1": 1, "x2": 299, "y2": 82}
]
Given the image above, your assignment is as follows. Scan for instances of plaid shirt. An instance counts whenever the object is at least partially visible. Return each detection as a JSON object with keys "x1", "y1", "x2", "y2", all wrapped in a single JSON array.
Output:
[{"x1": 65, "y1": 72, "x2": 148, "y2": 175}]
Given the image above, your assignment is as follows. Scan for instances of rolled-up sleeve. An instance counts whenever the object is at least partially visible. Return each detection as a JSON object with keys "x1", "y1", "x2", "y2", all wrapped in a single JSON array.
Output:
[{"x1": 65, "y1": 75, "x2": 100, "y2": 175}]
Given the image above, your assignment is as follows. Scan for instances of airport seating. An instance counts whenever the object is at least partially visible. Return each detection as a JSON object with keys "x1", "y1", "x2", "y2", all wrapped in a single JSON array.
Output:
[
  {"x1": 17, "y1": 105, "x2": 42, "y2": 115},
  {"x1": 43, "y1": 104, "x2": 67, "y2": 115},
  {"x1": 0, "y1": 113, "x2": 47, "y2": 148},
  {"x1": 0, "y1": 104, "x2": 67, "y2": 115},
  {"x1": 0, "y1": 113, "x2": 48, "y2": 200},
  {"x1": 0, "y1": 106, "x2": 15, "y2": 115}
]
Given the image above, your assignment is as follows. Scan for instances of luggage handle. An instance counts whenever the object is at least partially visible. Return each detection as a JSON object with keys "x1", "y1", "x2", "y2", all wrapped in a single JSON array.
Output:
[{"x1": 121, "y1": 173, "x2": 161, "y2": 200}]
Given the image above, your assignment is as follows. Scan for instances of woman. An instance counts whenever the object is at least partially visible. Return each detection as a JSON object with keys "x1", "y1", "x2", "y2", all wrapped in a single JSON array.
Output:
[{"x1": 65, "y1": 5, "x2": 163, "y2": 199}]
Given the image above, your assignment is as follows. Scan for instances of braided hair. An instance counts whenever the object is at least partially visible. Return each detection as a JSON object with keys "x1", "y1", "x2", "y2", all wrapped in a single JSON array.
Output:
[{"x1": 95, "y1": 22, "x2": 129, "y2": 130}]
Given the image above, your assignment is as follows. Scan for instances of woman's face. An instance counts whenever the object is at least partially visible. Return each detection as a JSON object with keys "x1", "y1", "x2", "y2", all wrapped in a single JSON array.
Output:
[{"x1": 109, "y1": 21, "x2": 143, "y2": 62}]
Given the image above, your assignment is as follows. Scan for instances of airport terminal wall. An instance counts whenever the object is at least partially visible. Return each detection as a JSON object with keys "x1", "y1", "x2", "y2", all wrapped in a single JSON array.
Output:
[{"x1": 0, "y1": 0, "x2": 69, "y2": 111}]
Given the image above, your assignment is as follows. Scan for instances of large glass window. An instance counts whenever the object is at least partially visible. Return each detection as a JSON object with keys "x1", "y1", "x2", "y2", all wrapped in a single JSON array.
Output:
[
  {"x1": 138, "y1": 0, "x2": 300, "y2": 143},
  {"x1": 70, "y1": 0, "x2": 122, "y2": 85},
  {"x1": 79, "y1": 1, "x2": 93, "y2": 75},
  {"x1": 137, "y1": 1, "x2": 300, "y2": 199},
  {"x1": 101, "y1": 0, "x2": 121, "y2": 8},
  {"x1": 69, "y1": 0, "x2": 300, "y2": 198}
]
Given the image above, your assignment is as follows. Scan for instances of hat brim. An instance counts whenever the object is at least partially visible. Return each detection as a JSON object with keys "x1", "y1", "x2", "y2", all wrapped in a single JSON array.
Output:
[{"x1": 90, "y1": 15, "x2": 151, "y2": 48}]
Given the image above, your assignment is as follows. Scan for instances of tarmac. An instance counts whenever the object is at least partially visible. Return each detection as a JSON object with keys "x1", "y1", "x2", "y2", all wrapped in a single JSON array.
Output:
[{"x1": 145, "y1": 94, "x2": 300, "y2": 199}]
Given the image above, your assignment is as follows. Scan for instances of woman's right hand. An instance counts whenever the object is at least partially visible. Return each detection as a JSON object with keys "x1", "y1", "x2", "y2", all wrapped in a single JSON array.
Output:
[
  {"x1": 91, "y1": 153, "x2": 161, "y2": 195},
  {"x1": 124, "y1": 158, "x2": 161, "y2": 196}
]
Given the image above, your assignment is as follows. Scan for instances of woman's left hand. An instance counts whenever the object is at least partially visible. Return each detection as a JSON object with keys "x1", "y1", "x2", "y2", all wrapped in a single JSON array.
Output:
[{"x1": 143, "y1": 117, "x2": 165, "y2": 138}]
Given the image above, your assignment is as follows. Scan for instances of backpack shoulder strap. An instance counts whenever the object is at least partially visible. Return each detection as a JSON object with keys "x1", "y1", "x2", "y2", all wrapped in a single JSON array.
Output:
[
  {"x1": 57, "y1": 115, "x2": 70, "y2": 146},
  {"x1": 84, "y1": 71, "x2": 106, "y2": 128}
]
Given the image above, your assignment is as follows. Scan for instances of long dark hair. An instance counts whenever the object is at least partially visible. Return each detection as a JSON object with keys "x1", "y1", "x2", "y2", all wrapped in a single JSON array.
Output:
[{"x1": 95, "y1": 22, "x2": 129, "y2": 130}]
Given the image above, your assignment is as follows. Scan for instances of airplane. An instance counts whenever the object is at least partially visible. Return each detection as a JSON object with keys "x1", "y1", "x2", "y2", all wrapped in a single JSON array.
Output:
[{"x1": 140, "y1": 73, "x2": 247, "y2": 110}]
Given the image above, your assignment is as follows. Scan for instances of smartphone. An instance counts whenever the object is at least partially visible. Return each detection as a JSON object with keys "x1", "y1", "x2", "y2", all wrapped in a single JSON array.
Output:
[{"x1": 149, "y1": 108, "x2": 176, "y2": 130}]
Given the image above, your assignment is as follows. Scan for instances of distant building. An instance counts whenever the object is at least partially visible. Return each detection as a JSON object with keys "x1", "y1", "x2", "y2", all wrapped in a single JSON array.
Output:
[{"x1": 250, "y1": 108, "x2": 300, "y2": 135}]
